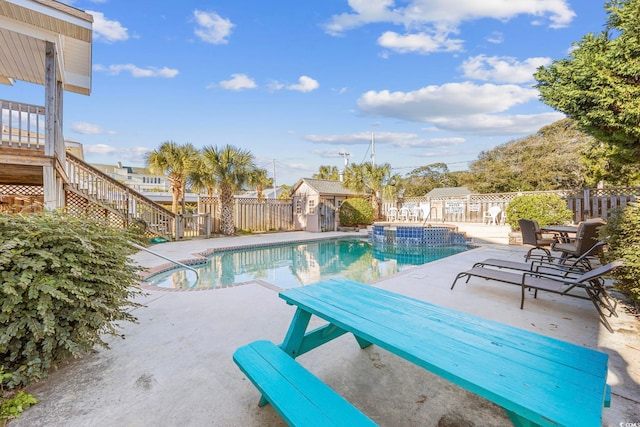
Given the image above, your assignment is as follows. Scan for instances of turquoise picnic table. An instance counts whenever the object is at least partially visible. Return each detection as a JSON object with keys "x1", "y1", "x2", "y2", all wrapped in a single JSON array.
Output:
[{"x1": 234, "y1": 278, "x2": 610, "y2": 427}]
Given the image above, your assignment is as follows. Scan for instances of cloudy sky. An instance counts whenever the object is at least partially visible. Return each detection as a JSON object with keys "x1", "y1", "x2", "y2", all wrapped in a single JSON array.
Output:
[{"x1": 2, "y1": 0, "x2": 608, "y2": 185}]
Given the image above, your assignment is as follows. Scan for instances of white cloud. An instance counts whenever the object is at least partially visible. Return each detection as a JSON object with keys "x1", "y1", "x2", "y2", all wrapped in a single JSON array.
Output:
[
  {"x1": 219, "y1": 73, "x2": 257, "y2": 91},
  {"x1": 461, "y1": 55, "x2": 552, "y2": 84},
  {"x1": 288, "y1": 76, "x2": 319, "y2": 92},
  {"x1": 325, "y1": 0, "x2": 575, "y2": 35},
  {"x1": 83, "y1": 144, "x2": 152, "y2": 164},
  {"x1": 486, "y1": 31, "x2": 504, "y2": 44},
  {"x1": 355, "y1": 81, "x2": 562, "y2": 136},
  {"x1": 88, "y1": 11, "x2": 129, "y2": 43},
  {"x1": 269, "y1": 76, "x2": 319, "y2": 93},
  {"x1": 94, "y1": 64, "x2": 179, "y2": 78},
  {"x1": 304, "y1": 131, "x2": 439, "y2": 149},
  {"x1": 430, "y1": 112, "x2": 565, "y2": 135},
  {"x1": 357, "y1": 82, "x2": 538, "y2": 121},
  {"x1": 193, "y1": 10, "x2": 235, "y2": 44},
  {"x1": 378, "y1": 30, "x2": 463, "y2": 54},
  {"x1": 71, "y1": 122, "x2": 116, "y2": 135}
]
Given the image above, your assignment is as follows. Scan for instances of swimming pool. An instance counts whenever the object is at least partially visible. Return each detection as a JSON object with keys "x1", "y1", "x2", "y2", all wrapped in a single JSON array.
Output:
[{"x1": 144, "y1": 238, "x2": 469, "y2": 290}]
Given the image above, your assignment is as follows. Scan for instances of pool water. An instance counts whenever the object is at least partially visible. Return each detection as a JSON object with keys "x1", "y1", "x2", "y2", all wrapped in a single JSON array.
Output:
[{"x1": 144, "y1": 238, "x2": 469, "y2": 290}]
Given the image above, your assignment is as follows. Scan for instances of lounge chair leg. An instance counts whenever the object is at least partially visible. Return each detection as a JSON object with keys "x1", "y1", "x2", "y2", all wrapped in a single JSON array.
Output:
[{"x1": 450, "y1": 273, "x2": 466, "y2": 290}]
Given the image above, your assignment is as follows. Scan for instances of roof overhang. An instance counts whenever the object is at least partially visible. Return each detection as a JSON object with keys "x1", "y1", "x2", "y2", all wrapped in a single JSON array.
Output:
[{"x1": 0, "y1": 0, "x2": 93, "y2": 95}]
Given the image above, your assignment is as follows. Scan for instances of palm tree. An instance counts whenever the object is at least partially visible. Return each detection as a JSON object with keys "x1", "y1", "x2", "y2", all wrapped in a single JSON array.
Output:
[
  {"x1": 313, "y1": 165, "x2": 340, "y2": 180},
  {"x1": 201, "y1": 144, "x2": 258, "y2": 235},
  {"x1": 189, "y1": 156, "x2": 217, "y2": 197},
  {"x1": 343, "y1": 162, "x2": 392, "y2": 220},
  {"x1": 146, "y1": 141, "x2": 198, "y2": 214},
  {"x1": 247, "y1": 168, "x2": 273, "y2": 200}
]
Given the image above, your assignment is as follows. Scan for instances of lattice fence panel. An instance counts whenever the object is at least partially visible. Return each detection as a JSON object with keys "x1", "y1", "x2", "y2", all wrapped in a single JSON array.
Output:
[
  {"x1": 0, "y1": 184, "x2": 44, "y2": 213},
  {"x1": 64, "y1": 191, "x2": 126, "y2": 229}
]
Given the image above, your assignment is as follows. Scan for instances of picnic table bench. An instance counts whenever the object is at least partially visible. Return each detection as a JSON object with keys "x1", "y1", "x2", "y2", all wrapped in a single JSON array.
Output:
[{"x1": 234, "y1": 278, "x2": 610, "y2": 427}]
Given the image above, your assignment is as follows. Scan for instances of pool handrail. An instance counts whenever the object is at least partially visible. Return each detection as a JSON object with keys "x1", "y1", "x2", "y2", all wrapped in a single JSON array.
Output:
[
  {"x1": 131, "y1": 242, "x2": 200, "y2": 286},
  {"x1": 422, "y1": 206, "x2": 440, "y2": 225}
]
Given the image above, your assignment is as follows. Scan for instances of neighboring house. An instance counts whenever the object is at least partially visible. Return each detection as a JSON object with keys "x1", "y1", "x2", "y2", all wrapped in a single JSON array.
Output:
[
  {"x1": 236, "y1": 187, "x2": 287, "y2": 199},
  {"x1": 425, "y1": 186, "x2": 473, "y2": 221},
  {"x1": 291, "y1": 178, "x2": 362, "y2": 232},
  {"x1": 90, "y1": 162, "x2": 169, "y2": 192},
  {"x1": 425, "y1": 187, "x2": 473, "y2": 198}
]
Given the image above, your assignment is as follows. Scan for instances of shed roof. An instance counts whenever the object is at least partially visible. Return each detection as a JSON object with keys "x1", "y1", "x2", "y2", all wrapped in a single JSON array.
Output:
[
  {"x1": 426, "y1": 186, "x2": 473, "y2": 197},
  {"x1": 0, "y1": 0, "x2": 93, "y2": 95},
  {"x1": 292, "y1": 178, "x2": 361, "y2": 196}
]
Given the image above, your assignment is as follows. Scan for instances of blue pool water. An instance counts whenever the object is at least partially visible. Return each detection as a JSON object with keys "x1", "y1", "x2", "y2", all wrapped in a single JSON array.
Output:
[{"x1": 144, "y1": 238, "x2": 469, "y2": 290}]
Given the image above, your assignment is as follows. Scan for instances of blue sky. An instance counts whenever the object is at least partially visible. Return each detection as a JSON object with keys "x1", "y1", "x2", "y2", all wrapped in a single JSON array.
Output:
[{"x1": 2, "y1": 1, "x2": 608, "y2": 186}]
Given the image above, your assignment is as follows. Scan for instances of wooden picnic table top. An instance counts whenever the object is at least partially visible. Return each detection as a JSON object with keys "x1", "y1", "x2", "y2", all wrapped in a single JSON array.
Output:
[{"x1": 279, "y1": 278, "x2": 610, "y2": 427}]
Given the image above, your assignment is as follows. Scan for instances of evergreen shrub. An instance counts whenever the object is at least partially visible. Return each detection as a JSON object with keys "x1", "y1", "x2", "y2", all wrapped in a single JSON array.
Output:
[
  {"x1": 505, "y1": 194, "x2": 573, "y2": 231},
  {"x1": 0, "y1": 212, "x2": 145, "y2": 387},
  {"x1": 599, "y1": 202, "x2": 640, "y2": 304},
  {"x1": 339, "y1": 198, "x2": 373, "y2": 227}
]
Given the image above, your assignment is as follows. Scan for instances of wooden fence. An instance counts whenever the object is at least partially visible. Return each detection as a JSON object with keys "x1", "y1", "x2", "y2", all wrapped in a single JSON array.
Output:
[
  {"x1": 199, "y1": 197, "x2": 295, "y2": 233},
  {"x1": 382, "y1": 187, "x2": 640, "y2": 224}
]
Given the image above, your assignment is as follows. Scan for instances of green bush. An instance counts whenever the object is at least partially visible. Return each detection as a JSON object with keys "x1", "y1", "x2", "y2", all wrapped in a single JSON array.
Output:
[
  {"x1": 0, "y1": 212, "x2": 145, "y2": 387},
  {"x1": 505, "y1": 194, "x2": 573, "y2": 231},
  {"x1": 339, "y1": 198, "x2": 373, "y2": 227},
  {"x1": 599, "y1": 202, "x2": 640, "y2": 304},
  {"x1": 1, "y1": 367, "x2": 37, "y2": 425}
]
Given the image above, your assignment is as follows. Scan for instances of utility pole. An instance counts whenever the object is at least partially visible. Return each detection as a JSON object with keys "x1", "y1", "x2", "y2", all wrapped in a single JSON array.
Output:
[
  {"x1": 338, "y1": 151, "x2": 350, "y2": 182},
  {"x1": 371, "y1": 133, "x2": 375, "y2": 167},
  {"x1": 272, "y1": 159, "x2": 277, "y2": 199}
]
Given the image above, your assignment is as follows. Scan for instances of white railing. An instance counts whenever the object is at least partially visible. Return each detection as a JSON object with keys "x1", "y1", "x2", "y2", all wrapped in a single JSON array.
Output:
[{"x1": 0, "y1": 99, "x2": 46, "y2": 150}]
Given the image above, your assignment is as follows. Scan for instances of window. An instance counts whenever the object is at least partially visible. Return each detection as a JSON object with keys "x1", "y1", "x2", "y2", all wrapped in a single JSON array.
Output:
[
  {"x1": 308, "y1": 199, "x2": 315, "y2": 214},
  {"x1": 296, "y1": 199, "x2": 302, "y2": 214}
]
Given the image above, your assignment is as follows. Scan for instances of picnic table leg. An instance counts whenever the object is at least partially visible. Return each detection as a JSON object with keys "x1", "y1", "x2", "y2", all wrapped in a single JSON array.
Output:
[
  {"x1": 504, "y1": 410, "x2": 541, "y2": 427},
  {"x1": 280, "y1": 307, "x2": 312, "y2": 358},
  {"x1": 354, "y1": 336, "x2": 372, "y2": 349}
]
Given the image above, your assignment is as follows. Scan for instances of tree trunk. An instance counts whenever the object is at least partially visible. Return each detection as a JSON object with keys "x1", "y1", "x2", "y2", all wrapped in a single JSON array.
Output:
[{"x1": 220, "y1": 186, "x2": 235, "y2": 235}]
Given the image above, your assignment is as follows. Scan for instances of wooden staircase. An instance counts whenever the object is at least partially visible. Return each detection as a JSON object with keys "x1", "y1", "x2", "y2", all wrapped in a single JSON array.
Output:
[{"x1": 64, "y1": 153, "x2": 178, "y2": 240}]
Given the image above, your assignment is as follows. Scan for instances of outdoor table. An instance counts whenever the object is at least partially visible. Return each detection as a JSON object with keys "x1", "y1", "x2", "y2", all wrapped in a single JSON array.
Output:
[
  {"x1": 272, "y1": 278, "x2": 610, "y2": 427},
  {"x1": 541, "y1": 224, "x2": 578, "y2": 243}
]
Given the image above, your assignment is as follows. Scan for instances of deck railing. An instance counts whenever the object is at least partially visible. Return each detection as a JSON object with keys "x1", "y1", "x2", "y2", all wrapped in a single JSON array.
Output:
[
  {"x1": 65, "y1": 153, "x2": 185, "y2": 239},
  {"x1": 0, "y1": 99, "x2": 46, "y2": 150}
]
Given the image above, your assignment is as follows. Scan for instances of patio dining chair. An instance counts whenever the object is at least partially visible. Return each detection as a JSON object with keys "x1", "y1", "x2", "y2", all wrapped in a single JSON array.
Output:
[
  {"x1": 398, "y1": 207, "x2": 410, "y2": 222},
  {"x1": 552, "y1": 220, "x2": 606, "y2": 264},
  {"x1": 518, "y1": 219, "x2": 557, "y2": 261},
  {"x1": 386, "y1": 207, "x2": 398, "y2": 222}
]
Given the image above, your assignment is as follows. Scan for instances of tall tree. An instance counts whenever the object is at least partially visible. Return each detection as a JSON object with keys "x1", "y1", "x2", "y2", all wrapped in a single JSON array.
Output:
[
  {"x1": 146, "y1": 141, "x2": 198, "y2": 214},
  {"x1": 343, "y1": 162, "x2": 392, "y2": 219},
  {"x1": 188, "y1": 155, "x2": 217, "y2": 197},
  {"x1": 201, "y1": 144, "x2": 259, "y2": 235},
  {"x1": 466, "y1": 119, "x2": 593, "y2": 193},
  {"x1": 313, "y1": 165, "x2": 340, "y2": 180},
  {"x1": 247, "y1": 168, "x2": 273, "y2": 200},
  {"x1": 535, "y1": 0, "x2": 640, "y2": 157},
  {"x1": 404, "y1": 163, "x2": 457, "y2": 197}
]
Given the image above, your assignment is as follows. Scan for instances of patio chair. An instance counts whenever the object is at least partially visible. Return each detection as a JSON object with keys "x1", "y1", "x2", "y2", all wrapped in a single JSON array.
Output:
[
  {"x1": 485, "y1": 206, "x2": 502, "y2": 225},
  {"x1": 450, "y1": 260, "x2": 622, "y2": 333},
  {"x1": 386, "y1": 207, "x2": 398, "y2": 222},
  {"x1": 398, "y1": 206, "x2": 410, "y2": 222},
  {"x1": 518, "y1": 219, "x2": 557, "y2": 261},
  {"x1": 552, "y1": 220, "x2": 605, "y2": 264},
  {"x1": 409, "y1": 206, "x2": 421, "y2": 222},
  {"x1": 472, "y1": 241, "x2": 607, "y2": 277}
]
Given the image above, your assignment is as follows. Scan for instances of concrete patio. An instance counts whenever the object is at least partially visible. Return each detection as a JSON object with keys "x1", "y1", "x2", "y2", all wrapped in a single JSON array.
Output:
[{"x1": 9, "y1": 223, "x2": 640, "y2": 427}]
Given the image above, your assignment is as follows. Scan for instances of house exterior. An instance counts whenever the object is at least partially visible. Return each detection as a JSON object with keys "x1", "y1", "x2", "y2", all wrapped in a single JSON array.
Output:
[
  {"x1": 90, "y1": 162, "x2": 170, "y2": 192},
  {"x1": 0, "y1": 0, "x2": 93, "y2": 210},
  {"x1": 291, "y1": 178, "x2": 361, "y2": 232}
]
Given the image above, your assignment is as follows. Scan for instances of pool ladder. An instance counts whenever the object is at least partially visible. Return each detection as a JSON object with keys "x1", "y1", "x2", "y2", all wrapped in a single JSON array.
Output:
[{"x1": 131, "y1": 242, "x2": 200, "y2": 287}]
